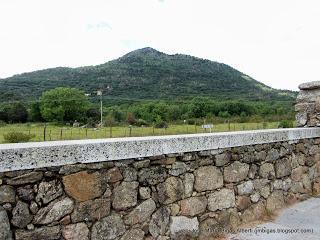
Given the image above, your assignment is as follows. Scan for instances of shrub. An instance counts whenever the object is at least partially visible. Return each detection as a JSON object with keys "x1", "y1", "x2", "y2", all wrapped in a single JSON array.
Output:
[
  {"x1": 0, "y1": 120, "x2": 6, "y2": 127},
  {"x1": 278, "y1": 120, "x2": 294, "y2": 129},
  {"x1": 155, "y1": 121, "x2": 168, "y2": 129},
  {"x1": 135, "y1": 119, "x2": 149, "y2": 127},
  {"x1": 186, "y1": 119, "x2": 196, "y2": 125},
  {"x1": 3, "y1": 132, "x2": 35, "y2": 143}
]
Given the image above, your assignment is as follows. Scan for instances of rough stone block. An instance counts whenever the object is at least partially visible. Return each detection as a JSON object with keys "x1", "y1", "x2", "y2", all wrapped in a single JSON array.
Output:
[{"x1": 63, "y1": 171, "x2": 102, "y2": 202}]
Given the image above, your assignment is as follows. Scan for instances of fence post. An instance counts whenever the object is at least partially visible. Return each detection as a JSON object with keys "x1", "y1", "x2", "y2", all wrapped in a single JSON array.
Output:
[
  {"x1": 43, "y1": 124, "x2": 47, "y2": 141},
  {"x1": 60, "y1": 128, "x2": 63, "y2": 140},
  {"x1": 129, "y1": 125, "x2": 132, "y2": 137}
]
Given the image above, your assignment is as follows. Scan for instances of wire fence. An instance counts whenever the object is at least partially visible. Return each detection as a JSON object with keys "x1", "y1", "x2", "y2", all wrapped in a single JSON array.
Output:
[{"x1": 0, "y1": 121, "x2": 283, "y2": 143}]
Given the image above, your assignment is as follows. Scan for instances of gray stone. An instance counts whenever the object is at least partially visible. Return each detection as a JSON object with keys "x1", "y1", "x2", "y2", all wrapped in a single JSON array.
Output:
[
  {"x1": 195, "y1": 166, "x2": 223, "y2": 191},
  {"x1": 199, "y1": 217, "x2": 224, "y2": 240},
  {"x1": 133, "y1": 159, "x2": 150, "y2": 169},
  {"x1": 291, "y1": 181, "x2": 305, "y2": 193},
  {"x1": 297, "y1": 89, "x2": 320, "y2": 102},
  {"x1": 170, "y1": 216, "x2": 199, "y2": 239},
  {"x1": 169, "y1": 162, "x2": 188, "y2": 176},
  {"x1": 6, "y1": 172, "x2": 43, "y2": 185},
  {"x1": 256, "y1": 151, "x2": 267, "y2": 161},
  {"x1": 259, "y1": 163, "x2": 275, "y2": 179},
  {"x1": 272, "y1": 180, "x2": 284, "y2": 190},
  {"x1": 139, "y1": 187, "x2": 151, "y2": 200},
  {"x1": 124, "y1": 198, "x2": 156, "y2": 225},
  {"x1": 208, "y1": 188, "x2": 236, "y2": 211},
  {"x1": 33, "y1": 197, "x2": 74, "y2": 225},
  {"x1": 17, "y1": 185, "x2": 34, "y2": 201},
  {"x1": 62, "y1": 223, "x2": 89, "y2": 240},
  {"x1": 30, "y1": 201, "x2": 38, "y2": 214},
  {"x1": 120, "y1": 228, "x2": 144, "y2": 240},
  {"x1": 112, "y1": 181, "x2": 138, "y2": 210},
  {"x1": 157, "y1": 177, "x2": 184, "y2": 204},
  {"x1": 241, "y1": 202, "x2": 266, "y2": 223},
  {"x1": 299, "y1": 81, "x2": 320, "y2": 90},
  {"x1": 237, "y1": 181, "x2": 254, "y2": 195},
  {"x1": 103, "y1": 185, "x2": 112, "y2": 198},
  {"x1": 36, "y1": 180, "x2": 63, "y2": 205},
  {"x1": 180, "y1": 196, "x2": 207, "y2": 216},
  {"x1": 283, "y1": 178, "x2": 292, "y2": 191},
  {"x1": 27, "y1": 224, "x2": 35, "y2": 230},
  {"x1": 260, "y1": 185, "x2": 271, "y2": 198},
  {"x1": 253, "y1": 179, "x2": 270, "y2": 190},
  {"x1": 0, "y1": 206, "x2": 12, "y2": 240},
  {"x1": 0, "y1": 185, "x2": 15, "y2": 203},
  {"x1": 215, "y1": 153, "x2": 231, "y2": 166},
  {"x1": 250, "y1": 192, "x2": 260, "y2": 203},
  {"x1": 91, "y1": 214, "x2": 125, "y2": 240},
  {"x1": 266, "y1": 149, "x2": 280, "y2": 162},
  {"x1": 224, "y1": 161, "x2": 249, "y2": 183},
  {"x1": 138, "y1": 166, "x2": 167, "y2": 185},
  {"x1": 296, "y1": 112, "x2": 308, "y2": 127},
  {"x1": 149, "y1": 207, "x2": 170, "y2": 238},
  {"x1": 11, "y1": 201, "x2": 33, "y2": 228},
  {"x1": 275, "y1": 158, "x2": 292, "y2": 178},
  {"x1": 266, "y1": 190, "x2": 285, "y2": 212},
  {"x1": 103, "y1": 167, "x2": 123, "y2": 183},
  {"x1": 309, "y1": 145, "x2": 320, "y2": 155},
  {"x1": 122, "y1": 167, "x2": 137, "y2": 181},
  {"x1": 182, "y1": 153, "x2": 195, "y2": 161},
  {"x1": 59, "y1": 164, "x2": 86, "y2": 175},
  {"x1": 71, "y1": 198, "x2": 111, "y2": 223},
  {"x1": 302, "y1": 174, "x2": 312, "y2": 191},
  {"x1": 183, "y1": 173, "x2": 194, "y2": 198},
  {"x1": 248, "y1": 164, "x2": 258, "y2": 179},
  {"x1": 15, "y1": 226, "x2": 61, "y2": 240}
]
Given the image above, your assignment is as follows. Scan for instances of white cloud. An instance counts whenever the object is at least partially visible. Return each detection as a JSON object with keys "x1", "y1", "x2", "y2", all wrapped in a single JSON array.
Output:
[{"x1": 0, "y1": 0, "x2": 319, "y2": 90}]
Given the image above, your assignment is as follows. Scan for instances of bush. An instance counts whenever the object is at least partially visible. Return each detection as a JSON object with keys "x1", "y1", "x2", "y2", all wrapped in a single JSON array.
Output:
[
  {"x1": 155, "y1": 121, "x2": 168, "y2": 128},
  {"x1": 278, "y1": 120, "x2": 294, "y2": 129},
  {"x1": 0, "y1": 120, "x2": 6, "y2": 127},
  {"x1": 135, "y1": 119, "x2": 149, "y2": 127},
  {"x1": 186, "y1": 119, "x2": 196, "y2": 125},
  {"x1": 4, "y1": 132, "x2": 35, "y2": 143}
]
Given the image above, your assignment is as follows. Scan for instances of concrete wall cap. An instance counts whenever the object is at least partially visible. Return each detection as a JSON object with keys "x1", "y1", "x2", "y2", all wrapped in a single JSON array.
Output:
[{"x1": 298, "y1": 81, "x2": 320, "y2": 90}]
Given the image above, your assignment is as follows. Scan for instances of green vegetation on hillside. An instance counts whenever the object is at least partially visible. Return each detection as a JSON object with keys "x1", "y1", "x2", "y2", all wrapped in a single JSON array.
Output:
[{"x1": 0, "y1": 47, "x2": 297, "y2": 103}]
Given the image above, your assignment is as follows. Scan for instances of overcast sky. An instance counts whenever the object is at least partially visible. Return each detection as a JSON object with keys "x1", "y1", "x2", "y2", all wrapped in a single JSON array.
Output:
[{"x1": 1, "y1": 0, "x2": 319, "y2": 90}]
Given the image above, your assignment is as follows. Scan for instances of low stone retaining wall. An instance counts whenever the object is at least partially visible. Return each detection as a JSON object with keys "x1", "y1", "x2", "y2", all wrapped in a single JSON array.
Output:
[{"x1": 1, "y1": 128, "x2": 320, "y2": 239}]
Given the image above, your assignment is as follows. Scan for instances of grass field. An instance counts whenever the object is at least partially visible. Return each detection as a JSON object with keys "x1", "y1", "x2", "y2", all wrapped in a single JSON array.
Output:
[{"x1": 0, "y1": 121, "x2": 289, "y2": 144}]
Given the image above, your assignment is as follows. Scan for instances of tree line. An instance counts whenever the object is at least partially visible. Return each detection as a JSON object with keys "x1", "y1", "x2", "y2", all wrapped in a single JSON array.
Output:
[{"x1": 0, "y1": 87, "x2": 295, "y2": 126}]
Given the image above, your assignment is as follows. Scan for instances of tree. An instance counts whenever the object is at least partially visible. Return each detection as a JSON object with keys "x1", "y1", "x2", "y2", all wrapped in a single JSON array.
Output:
[
  {"x1": 0, "y1": 110, "x2": 7, "y2": 122},
  {"x1": 29, "y1": 102, "x2": 43, "y2": 122},
  {"x1": 127, "y1": 112, "x2": 136, "y2": 125},
  {"x1": 40, "y1": 87, "x2": 90, "y2": 122},
  {"x1": 5, "y1": 103, "x2": 28, "y2": 123}
]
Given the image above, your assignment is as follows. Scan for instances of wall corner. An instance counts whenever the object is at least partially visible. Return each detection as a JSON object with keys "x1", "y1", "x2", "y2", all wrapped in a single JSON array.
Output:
[{"x1": 296, "y1": 81, "x2": 320, "y2": 127}]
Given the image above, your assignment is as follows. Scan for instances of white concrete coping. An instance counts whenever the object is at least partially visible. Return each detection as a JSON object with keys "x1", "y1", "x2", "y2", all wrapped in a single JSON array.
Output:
[{"x1": 0, "y1": 128, "x2": 319, "y2": 172}]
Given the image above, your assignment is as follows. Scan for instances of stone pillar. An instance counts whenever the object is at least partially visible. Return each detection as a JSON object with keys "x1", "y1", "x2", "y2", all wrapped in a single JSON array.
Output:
[{"x1": 296, "y1": 81, "x2": 320, "y2": 127}]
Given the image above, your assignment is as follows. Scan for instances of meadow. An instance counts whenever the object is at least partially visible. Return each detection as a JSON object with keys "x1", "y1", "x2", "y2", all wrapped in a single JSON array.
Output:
[{"x1": 0, "y1": 121, "x2": 287, "y2": 143}]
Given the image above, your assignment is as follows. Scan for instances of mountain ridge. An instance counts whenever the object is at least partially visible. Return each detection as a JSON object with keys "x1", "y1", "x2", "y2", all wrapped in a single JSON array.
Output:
[{"x1": 0, "y1": 47, "x2": 296, "y2": 102}]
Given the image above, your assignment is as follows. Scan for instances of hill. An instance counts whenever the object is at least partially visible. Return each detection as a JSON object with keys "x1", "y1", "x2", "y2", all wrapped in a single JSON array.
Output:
[{"x1": 0, "y1": 47, "x2": 296, "y2": 103}]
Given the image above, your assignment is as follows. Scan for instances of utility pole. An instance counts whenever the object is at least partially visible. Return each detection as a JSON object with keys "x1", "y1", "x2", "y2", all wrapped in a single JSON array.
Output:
[{"x1": 97, "y1": 90, "x2": 103, "y2": 127}]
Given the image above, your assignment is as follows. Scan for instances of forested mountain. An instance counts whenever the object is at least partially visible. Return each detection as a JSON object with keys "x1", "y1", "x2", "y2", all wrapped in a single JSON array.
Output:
[{"x1": 0, "y1": 47, "x2": 296, "y2": 102}]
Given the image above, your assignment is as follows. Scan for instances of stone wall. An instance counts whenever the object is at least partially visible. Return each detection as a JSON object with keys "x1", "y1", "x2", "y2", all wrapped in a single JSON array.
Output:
[
  {"x1": 296, "y1": 81, "x2": 320, "y2": 127},
  {"x1": 1, "y1": 130, "x2": 320, "y2": 239}
]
